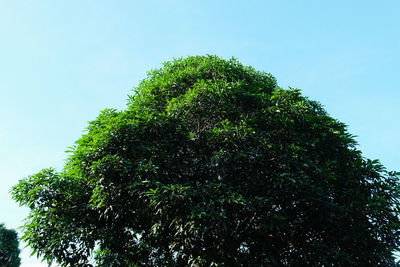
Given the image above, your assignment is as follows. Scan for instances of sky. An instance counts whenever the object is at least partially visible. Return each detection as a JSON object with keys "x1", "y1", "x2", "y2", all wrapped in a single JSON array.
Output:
[{"x1": 0, "y1": 0, "x2": 399, "y2": 265}]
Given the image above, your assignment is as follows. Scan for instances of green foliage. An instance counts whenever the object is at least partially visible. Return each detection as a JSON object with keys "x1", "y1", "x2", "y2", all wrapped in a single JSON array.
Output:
[
  {"x1": 12, "y1": 55, "x2": 400, "y2": 266},
  {"x1": 0, "y1": 223, "x2": 21, "y2": 267}
]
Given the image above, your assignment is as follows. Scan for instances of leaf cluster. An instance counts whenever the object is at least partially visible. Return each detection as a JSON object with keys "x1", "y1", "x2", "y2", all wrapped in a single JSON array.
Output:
[{"x1": 0, "y1": 223, "x2": 21, "y2": 267}]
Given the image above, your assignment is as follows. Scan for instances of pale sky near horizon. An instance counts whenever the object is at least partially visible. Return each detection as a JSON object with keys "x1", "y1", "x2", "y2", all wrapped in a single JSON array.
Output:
[{"x1": 1, "y1": 0, "x2": 399, "y2": 265}]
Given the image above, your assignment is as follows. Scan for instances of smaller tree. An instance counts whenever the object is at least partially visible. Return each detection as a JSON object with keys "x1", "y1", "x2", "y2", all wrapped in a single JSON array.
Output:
[{"x1": 0, "y1": 223, "x2": 21, "y2": 267}]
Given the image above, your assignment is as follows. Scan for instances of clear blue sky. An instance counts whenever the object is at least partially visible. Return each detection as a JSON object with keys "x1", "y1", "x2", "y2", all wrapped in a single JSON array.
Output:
[{"x1": 1, "y1": 1, "x2": 399, "y2": 265}]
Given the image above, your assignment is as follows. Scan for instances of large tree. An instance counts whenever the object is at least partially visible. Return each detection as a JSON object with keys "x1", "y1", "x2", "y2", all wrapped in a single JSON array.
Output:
[
  {"x1": 12, "y1": 56, "x2": 400, "y2": 266},
  {"x1": 0, "y1": 223, "x2": 21, "y2": 267}
]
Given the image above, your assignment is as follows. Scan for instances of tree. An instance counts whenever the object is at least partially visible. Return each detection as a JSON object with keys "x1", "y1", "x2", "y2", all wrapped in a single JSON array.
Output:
[
  {"x1": 12, "y1": 55, "x2": 400, "y2": 266},
  {"x1": 0, "y1": 223, "x2": 21, "y2": 267}
]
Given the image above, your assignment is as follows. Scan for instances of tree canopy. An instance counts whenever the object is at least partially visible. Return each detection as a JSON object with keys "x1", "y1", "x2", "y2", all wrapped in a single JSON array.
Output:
[
  {"x1": 0, "y1": 223, "x2": 21, "y2": 267},
  {"x1": 12, "y1": 55, "x2": 400, "y2": 266}
]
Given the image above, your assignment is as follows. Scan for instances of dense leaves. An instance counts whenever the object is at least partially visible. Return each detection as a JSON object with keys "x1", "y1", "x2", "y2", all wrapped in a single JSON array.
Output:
[
  {"x1": 0, "y1": 223, "x2": 21, "y2": 267},
  {"x1": 12, "y1": 56, "x2": 400, "y2": 266}
]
